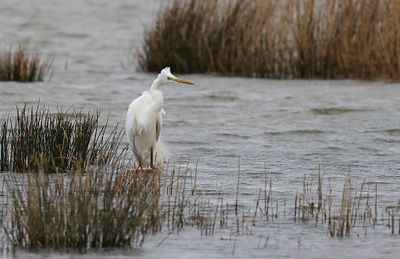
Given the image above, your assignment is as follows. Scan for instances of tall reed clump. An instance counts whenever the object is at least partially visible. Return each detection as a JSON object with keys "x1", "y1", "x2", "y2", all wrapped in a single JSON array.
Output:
[
  {"x1": 0, "y1": 43, "x2": 54, "y2": 82},
  {"x1": 4, "y1": 167, "x2": 161, "y2": 249},
  {"x1": 139, "y1": 0, "x2": 400, "y2": 80},
  {"x1": 0, "y1": 104, "x2": 124, "y2": 173}
]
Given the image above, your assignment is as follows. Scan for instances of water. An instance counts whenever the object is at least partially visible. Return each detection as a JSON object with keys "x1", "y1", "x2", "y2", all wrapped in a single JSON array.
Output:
[{"x1": 1, "y1": 0, "x2": 400, "y2": 258}]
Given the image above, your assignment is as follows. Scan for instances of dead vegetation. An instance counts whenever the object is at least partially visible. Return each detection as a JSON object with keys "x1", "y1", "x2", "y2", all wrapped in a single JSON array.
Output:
[
  {"x1": 0, "y1": 43, "x2": 54, "y2": 82},
  {"x1": 4, "y1": 167, "x2": 161, "y2": 249},
  {"x1": 139, "y1": 0, "x2": 400, "y2": 80}
]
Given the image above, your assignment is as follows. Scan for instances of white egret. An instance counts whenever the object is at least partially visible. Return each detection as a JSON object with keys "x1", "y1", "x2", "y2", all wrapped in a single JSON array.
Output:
[{"x1": 125, "y1": 67, "x2": 194, "y2": 168}]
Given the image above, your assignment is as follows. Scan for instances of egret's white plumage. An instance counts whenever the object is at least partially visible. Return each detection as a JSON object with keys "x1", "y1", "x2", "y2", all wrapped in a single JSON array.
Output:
[{"x1": 125, "y1": 67, "x2": 193, "y2": 168}]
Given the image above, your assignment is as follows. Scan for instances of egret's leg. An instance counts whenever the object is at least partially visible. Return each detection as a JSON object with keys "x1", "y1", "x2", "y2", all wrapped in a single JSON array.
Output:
[
  {"x1": 150, "y1": 146, "x2": 156, "y2": 169},
  {"x1": 138, "y1": 156, "x2": 143, "y2": 169},
  {"x1": 134, "y1": 151, "x2": 143, "y2": 169}
]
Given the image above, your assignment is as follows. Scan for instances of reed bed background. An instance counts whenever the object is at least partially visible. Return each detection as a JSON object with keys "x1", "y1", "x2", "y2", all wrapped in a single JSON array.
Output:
[
  {"x1": 139, "y1": 0, "x2": 400, "y2": 80},
  {"x1": 0, "y1": 43, "x2": 54, "y2": 82}
]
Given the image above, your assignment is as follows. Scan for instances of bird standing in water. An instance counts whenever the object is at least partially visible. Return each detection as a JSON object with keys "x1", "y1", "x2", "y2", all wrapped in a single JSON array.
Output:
[{"x1": 125, "y1": 67, "x2": 193, "y2": 168}]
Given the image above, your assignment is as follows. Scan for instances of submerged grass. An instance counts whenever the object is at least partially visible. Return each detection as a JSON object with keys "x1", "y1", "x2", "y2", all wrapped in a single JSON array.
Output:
[
  {"x1": 139, "y1": 0, "x2": 400, "y2": 80},
  {"x1": 0, "y1": 104, "x2": 125, "y2": 173},
  {"x1": 157, "y1": 163, "x2": 386, "y2": 239},
  {"x1": 0, "y1": 43, "x2": 54, "y2": 82}
]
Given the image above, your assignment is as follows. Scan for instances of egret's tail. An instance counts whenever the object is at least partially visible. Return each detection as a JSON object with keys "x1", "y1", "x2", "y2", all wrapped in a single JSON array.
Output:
[{"x1": 154, "y1": 139, "x2": 169, "y2": 165}]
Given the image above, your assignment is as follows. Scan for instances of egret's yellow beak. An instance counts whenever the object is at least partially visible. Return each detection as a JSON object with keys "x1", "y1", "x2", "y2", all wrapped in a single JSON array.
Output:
[{"x1": 169, "y1": 75, "x2": 194, "y2": 85}]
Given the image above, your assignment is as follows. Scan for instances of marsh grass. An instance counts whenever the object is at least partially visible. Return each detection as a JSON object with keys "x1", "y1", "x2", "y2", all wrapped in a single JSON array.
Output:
[
  {"x1": 0, "y1": 44, "x2": 54, "y2": 82},
  {"x1": 0, "y1": 158, "x2": 397, "y2": 252},
  {"x1": 139, "y1": 0, "x2": 400, "y2": 80},
  {"x1": 0, "y1": 104, "x2": 164, "y2": 250},
  {"x1": 0, "y1": 104, "x2": 125, "y2": 173},
  {"x1": 156, "y1": 162, "x2": 387, "y2": 239},
  {"x1": 0, "y1": 104, "x2": 395, "y2": 250},
  {"x1": 4, "y1": 166, "x2": 161, "y2": 249}
]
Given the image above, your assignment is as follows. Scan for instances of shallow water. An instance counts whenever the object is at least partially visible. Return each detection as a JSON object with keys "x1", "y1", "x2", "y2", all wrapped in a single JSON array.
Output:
[{"x1": 1, "y1": 0, "x2": 400, "y2": 258}]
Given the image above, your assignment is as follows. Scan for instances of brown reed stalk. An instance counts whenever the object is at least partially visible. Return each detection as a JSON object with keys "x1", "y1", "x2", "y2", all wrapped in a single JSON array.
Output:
[
  {"x1": 252, "y1": 188, "x2": 261, "y2": 226},
  {"x1": 235, "y1": 158, "x2": 240, "y2": 216},
  {"x1": 267, "y1": 179, "x2": 272, "y2": 219},
  {"x1": 294, "y1": 192, "x2": 298, "y2": 223},
  {"x1": 317, "y1": 166, "x2": 322, "y2": 211},
  {"x1": 329, "y1": 173, "x2": 354, "y2": 237},
  {"x1": 0, "y1": 119, "x2": 10, "y2": 171},
  {"x1": 374, "y1": 183, "x2": 378, "y2": 225},
  {"x1": 264, "y1": 167, "x2": 267, "y2": 216}
]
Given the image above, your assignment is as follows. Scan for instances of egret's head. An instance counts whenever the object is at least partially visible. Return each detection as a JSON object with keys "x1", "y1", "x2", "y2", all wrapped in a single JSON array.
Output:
[{"x1": 157, "y1": 67, "x2": 194, "y2": 85}]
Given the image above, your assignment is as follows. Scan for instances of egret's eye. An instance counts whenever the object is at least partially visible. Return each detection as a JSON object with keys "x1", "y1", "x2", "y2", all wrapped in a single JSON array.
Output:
[{"x1": 167, "y1": 76, "x2": 172, "y2": 80}]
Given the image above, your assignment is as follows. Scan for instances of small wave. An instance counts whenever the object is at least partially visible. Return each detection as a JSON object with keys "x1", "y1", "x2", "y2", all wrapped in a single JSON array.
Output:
[
  {"x1": 0, "y1": 92, "x2": 15, "y2": 96},
  {"x1": 323, "y1": 146, "x2": 345, "y2": 151},
  {"x1": 374, "y1": 137, "x2": 400, "y2": 143},
  {"x1": 168, "y1": 120, "x2": 190, "y2": 127},
  {"x1": 311, "y1": 107, "x2": 369, "y2": 115},
  {"x1": 217, "y1": 133, "x2": 251, "y2": 139},
  {"x1": 169, "y1": 94, "x2": 238, "y2": 103},
  {"x1": 168, "y1": 140, "x2": 205, "y2": 145},
  {"x1": 385, "y1": 128, "x2": 400, "y2": 135},
  {"x1": 358, "y1": 146, "x2": 380, "y2": 152},
  {"x1": 192, "y1": 147, "x2": 215, "y2": 152},
  {"x1": 203, "y1": 94, "x2": 239, "y2": 101},
  {"x1": 264, "y1": 129, "x2": 325, "y2": 136},
  {"x1": 60, "y1": 32, "x2": 89, "y2": 39}
]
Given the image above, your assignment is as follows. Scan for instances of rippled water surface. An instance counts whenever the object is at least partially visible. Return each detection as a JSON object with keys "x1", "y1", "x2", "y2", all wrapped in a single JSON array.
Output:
[{"x1": 1, "y1": 0, "x2": 400, "y2": 258}]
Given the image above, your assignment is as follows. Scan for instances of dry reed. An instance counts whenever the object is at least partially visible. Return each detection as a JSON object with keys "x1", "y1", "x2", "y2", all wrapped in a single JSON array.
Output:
[
  {"x1": 139, "y1": 0, "x2": 400, "y2": 80},
  {"x1": 4, "y1": 166, "x2": 161, "y2": 249},
  {"x1": 0, "y1": 43, "x2": 54, "y2": 82}
]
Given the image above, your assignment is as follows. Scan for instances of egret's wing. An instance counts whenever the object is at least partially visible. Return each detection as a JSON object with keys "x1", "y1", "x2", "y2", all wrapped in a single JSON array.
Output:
[
  {"x1": 156, "y1": 116, "x2": 161, "y2": 142},
  {"x1": 125, "y1": 91, "x2": 152, "y2": 151},
  {"x1": 154, "y1": 111, "x2": 168, "y2": 164}
]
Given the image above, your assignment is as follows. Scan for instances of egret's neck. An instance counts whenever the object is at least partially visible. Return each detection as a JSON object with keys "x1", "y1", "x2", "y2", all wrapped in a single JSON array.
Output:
[
  {"x1": 150, "y1": 78, "x2": 161, "y2": 92},
  {"x1": 149, "y1": 78, "x2": 163, "y2": 111}
]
